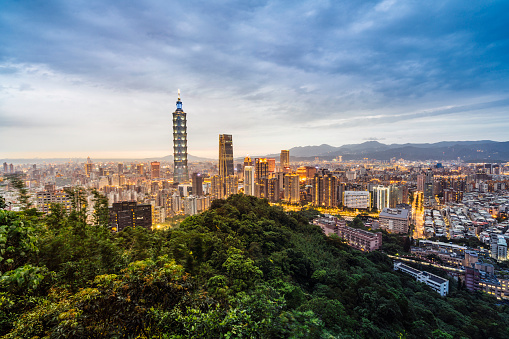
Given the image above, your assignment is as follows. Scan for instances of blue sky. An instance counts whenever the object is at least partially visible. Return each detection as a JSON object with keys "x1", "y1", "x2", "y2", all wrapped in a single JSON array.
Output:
[{"x1": 1, "y1": 0, "x2": 508, "y2": 159}]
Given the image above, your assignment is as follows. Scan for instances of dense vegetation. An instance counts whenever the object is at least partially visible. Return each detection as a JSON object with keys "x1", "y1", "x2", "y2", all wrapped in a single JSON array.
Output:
[{"x1": 1, "y1": 194, "x2": 509, "y2": 338}]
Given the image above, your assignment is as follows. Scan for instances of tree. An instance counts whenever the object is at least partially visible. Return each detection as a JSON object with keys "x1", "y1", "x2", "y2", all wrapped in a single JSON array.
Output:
[
  {"x1": 223, "y1": 247, "x2": 263, "y2": 293},
  {"x1": 91, "y1": 190, "x2": 109, "y2": 228},
  {"x1": 5, "y1": 175, "x2": 31, "y2": 210},
  {"x1": 0, "y1": 195, "x2": 6, "y2": 209},
  {"x1": 403, "y1": 236, "x2": 412, "y2": 252},
  {"x1": 64, "y1": 187, "x2": 88, "y2": 225}
]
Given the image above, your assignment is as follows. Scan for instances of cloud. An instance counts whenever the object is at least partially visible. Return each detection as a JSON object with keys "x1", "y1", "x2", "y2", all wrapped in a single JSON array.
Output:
[
  {"x1": 363, "y1": 137, "x2": 386, "y2": 141},
  {"x1": 0, "y1": 0, "x2": 509, "y2": 157}
]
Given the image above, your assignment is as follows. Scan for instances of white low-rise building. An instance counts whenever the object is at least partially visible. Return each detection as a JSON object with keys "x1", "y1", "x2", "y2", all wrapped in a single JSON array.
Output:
[{"x1": 394, "y1": 262, "x2": 449, "y2": 296}]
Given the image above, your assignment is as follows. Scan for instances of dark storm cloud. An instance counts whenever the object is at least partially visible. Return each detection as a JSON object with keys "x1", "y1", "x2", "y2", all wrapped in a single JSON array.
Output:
[{"x1": 2, "y1": 0, "x2": 508, "y2": 96}]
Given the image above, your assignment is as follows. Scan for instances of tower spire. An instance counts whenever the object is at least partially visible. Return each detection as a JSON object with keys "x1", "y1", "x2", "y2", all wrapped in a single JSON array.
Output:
[{"x1": 178, "y1": 89, "x2": 181, "y2": 100}]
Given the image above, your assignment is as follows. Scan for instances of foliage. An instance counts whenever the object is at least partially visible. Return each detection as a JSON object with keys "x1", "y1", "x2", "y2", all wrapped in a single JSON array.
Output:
[
  {"x1": 5, "y1": 175, "x2": 31, "y2": 210},
  {"x1": 1, "y1": 194, "x2": 509, "y2": 338}
]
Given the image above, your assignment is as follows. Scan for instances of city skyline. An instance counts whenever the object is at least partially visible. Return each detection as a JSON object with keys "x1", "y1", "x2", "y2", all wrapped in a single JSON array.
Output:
[{"x1": 1, "y1": 1, "x2": 509, "y2": 159}]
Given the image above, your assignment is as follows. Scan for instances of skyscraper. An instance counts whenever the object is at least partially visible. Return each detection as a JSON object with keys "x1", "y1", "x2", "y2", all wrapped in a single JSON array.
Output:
[
  {"x1": 244, "y1": 156, "x2": 252, "y2": 167},
  {"x1": 85, "y1": 157, "x2": 93, "y2": 177},
  {"x1": 219, "y1": 134, "x2": 234, "y2": 196},
  {"x1": 191, "y1": 173, "x2": 203, "y2": 196},
  {"x1": 255, "y1": 158, "x2": 268, "y2": 181},
  {"x1": 151, "y1": 161, "x2": 160, "y2": 179},
  {"x1": 280, "y1": 150, "x2": 290, "y2": 168},
  {"x1": 284, "y1": 173, "x2": 300, "y2": 204},
  {"x1": 173, "y1": 90, "x2": 188, "y2": 183},
  {"x1": 219, "y1": 134, "x2": 234, "y2": 178},
  {"x1": 244, "y1": 166, "x2": 255, "y2": 196},
  {"x1": 267, "y1": 158, "x2": 276, "y2": 173}
]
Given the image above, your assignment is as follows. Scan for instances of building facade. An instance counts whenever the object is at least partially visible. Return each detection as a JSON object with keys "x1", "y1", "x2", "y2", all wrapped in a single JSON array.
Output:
[
  {"x1": 109, "y1": 201, "x2": 152, "y2": 232},
  {"x1": 244, "y1": 166, "x2": 255, "y2": 196},
  {"x1": 394, "y1": 262, "x2": 449, "y2": 296},
  {"x1": 280, "y1": 150, "x2": 290, "y2": 169},
  {"x1": 379, "y1": 208, "x2": 411, "y2": 234},
  {"x1": 343, "y1": 191, "x2": 370, "y2": 209}
]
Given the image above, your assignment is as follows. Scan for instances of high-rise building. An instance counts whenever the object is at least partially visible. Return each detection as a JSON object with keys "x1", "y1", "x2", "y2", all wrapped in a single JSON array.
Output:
[
  {"x1": 417, "y1": 169, "x2": 434, "y2": 198},
  {"x1": 109, "y1": 202, "x2": 152, "y2": 232},
  {"x1": 219, "y1": 134, "x2": 234, "y2": 196},
  {"x1": 151, "y1": 161, "x2": 160, "y2": 179},
  {"x1": 379, "y1": 208, "x2": 410, "y2": 234},
  {"x1": 85, "y1": 157, "x2": 93, "y2": 177},
  {"x1": 244, "y1": 166, "x2": 255, "y2": 196},
  {"x1": 192, "y1": 173, "x2": 204, "y2": 196},
  {"x1": 173, "y1": 90, "x2": 188, "y2": 183},
  {"x1": 225, "y1": 175, "x2": 239, "y2": 197},
  {"x1": 244, "y1": 156, "x2": 252, "y2": 167},
  {"x1": 267, "y1": 158, "x2": 276, "y2": 173},
  {"x1": 255, "y1": 158, "x2": 268, "y2": 181},
  {"x1": 2, "y1": 162, "x2": 7, "y2": 173},
  {"x1": 219, "y1": 134, "x2": 234, "y2": 178},
  {"x1": 136, "y1": 164, "x2": 144, "y2": 176},
  {"x1": 9, "y1": 164, "x2": 14, "y2": 173},
  {"x1": 371, "y1": 185, "x2": 390, "y2": 211},
  {"x1": 312, "y1": 174, "x2": 337, "y2": 207},
  {"x1": 284, "y1": 173, "x2": 300, "y2": 204},
  {"x1": 118, "y1": 163, "x2": 124, "y2": 174},
  {"x1": 211, "y1": 175, "x2": 224, "y2": 200},
  {"x1": 267, "y1": 177, "x2": 279, "y2": 202},
  {"x1": 280, "y1": 150, "x2": 290, "y2": 168}
]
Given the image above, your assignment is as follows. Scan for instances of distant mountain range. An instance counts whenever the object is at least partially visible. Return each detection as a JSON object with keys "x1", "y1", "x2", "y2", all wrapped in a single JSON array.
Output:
[
  {"x1": 3, "y1": 141, "x2": 509, "y2": 164},
  {"x1": 276, "y1": 140, "x2": 509, "y2": 162}
]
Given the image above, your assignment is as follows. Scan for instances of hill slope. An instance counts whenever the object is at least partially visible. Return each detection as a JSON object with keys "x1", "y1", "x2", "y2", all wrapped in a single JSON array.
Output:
[{"x1": 1, "y1": 196, "x2": 508, "y2": 338}]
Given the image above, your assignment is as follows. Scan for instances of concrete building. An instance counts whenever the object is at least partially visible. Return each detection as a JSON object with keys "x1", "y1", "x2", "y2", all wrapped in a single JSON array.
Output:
[
  {"x1": 491, "y1": 234, "x2": 508, "y2": 261},
  {"x1": 35, "y1": 189, "x2": 72, "y2": 214},
  {"x1": 244, "y1": 166, "x2": 255, "y2": 196},
  {"x1": 225, "y1": 175, "x2": 238, "y2": 197},
  {"x1": 109, "y1": 201, "x2": 152, "y2": 232},
  {"x1": 371, "y1": 185, "x2": 390, "y2": 211},
  {"x1": 379, "y1": 208, "x2": 411, "y2": 233},
  {"x1": 85, "y1": 157, "x2": 94, "y2": 177},
  {"x1": 183, "y1": 196, "x2": 198, "y2": 216},
  {"x1": 219, "y1": 134, "x2": 234, "y2": 196},
  {"x1": 284, "y1": 173, "x2": 300, "y2": 204},
  {"x1": 280, "y1": 150, "x2": 290, "y2": 169},
  {"x1": 210, "y1": 175, "x2": 224, "y2": 200},
  {"x1": 313, "y1": 215, "x2": 382, "y2": 252},
  {"x1": 337, "y1": 225, "x2": 382, "y2": 252},
  {"x1": 312, "y1": 173, "x2": 337, "y2": 208},
  {"x1": 151, "y1": 161, "x2": 160, "y2": 179},
  {"x1": 343, "y1": 191, "x2": 370, "y2": 209},
  {"x1": 191, "y1": 173, "x2": 203, "y2": 196},
  {"x1": 394, "y1": 262, "x2": 449, "y2": 296},
  {"x1": 255, "y1": 158, "x2": 268, "y2": 181}
]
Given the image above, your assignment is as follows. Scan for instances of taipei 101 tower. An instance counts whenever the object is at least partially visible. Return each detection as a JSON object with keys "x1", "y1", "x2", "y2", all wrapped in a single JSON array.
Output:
[{"x1": 173, "y1": 89, "x2": 188, "y2": 183}]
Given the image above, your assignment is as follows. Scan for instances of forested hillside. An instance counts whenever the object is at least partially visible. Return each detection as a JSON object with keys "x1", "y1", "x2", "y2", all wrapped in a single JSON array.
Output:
[{"x1": 1, "y1": 194, "x2": 508, "y2": 338}]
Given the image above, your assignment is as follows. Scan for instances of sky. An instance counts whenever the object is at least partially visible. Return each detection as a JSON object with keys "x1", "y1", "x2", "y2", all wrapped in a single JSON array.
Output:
[{"x1": 1, "y1": 0, "x2": 509, "y2": 159}]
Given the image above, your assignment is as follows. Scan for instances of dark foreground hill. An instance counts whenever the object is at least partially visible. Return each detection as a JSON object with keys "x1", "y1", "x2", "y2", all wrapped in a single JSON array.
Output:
[{"x1": 1, "y1": 195, "x2": 508, "y2": 338}]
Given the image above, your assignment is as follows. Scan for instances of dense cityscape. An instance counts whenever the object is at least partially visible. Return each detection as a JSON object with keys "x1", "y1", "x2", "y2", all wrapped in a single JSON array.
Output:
[
  {"x1": 2, "y1": 91, "x2": 509, "y2": 306},
  {"x1": 2, "y1": 1, "x2": 509, "y2": 337}
]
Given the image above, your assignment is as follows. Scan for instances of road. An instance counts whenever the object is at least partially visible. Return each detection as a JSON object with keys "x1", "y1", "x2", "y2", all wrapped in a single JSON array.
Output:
[{"x1": 411, "y1": 191, "x2": 425, "y2": 239}]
